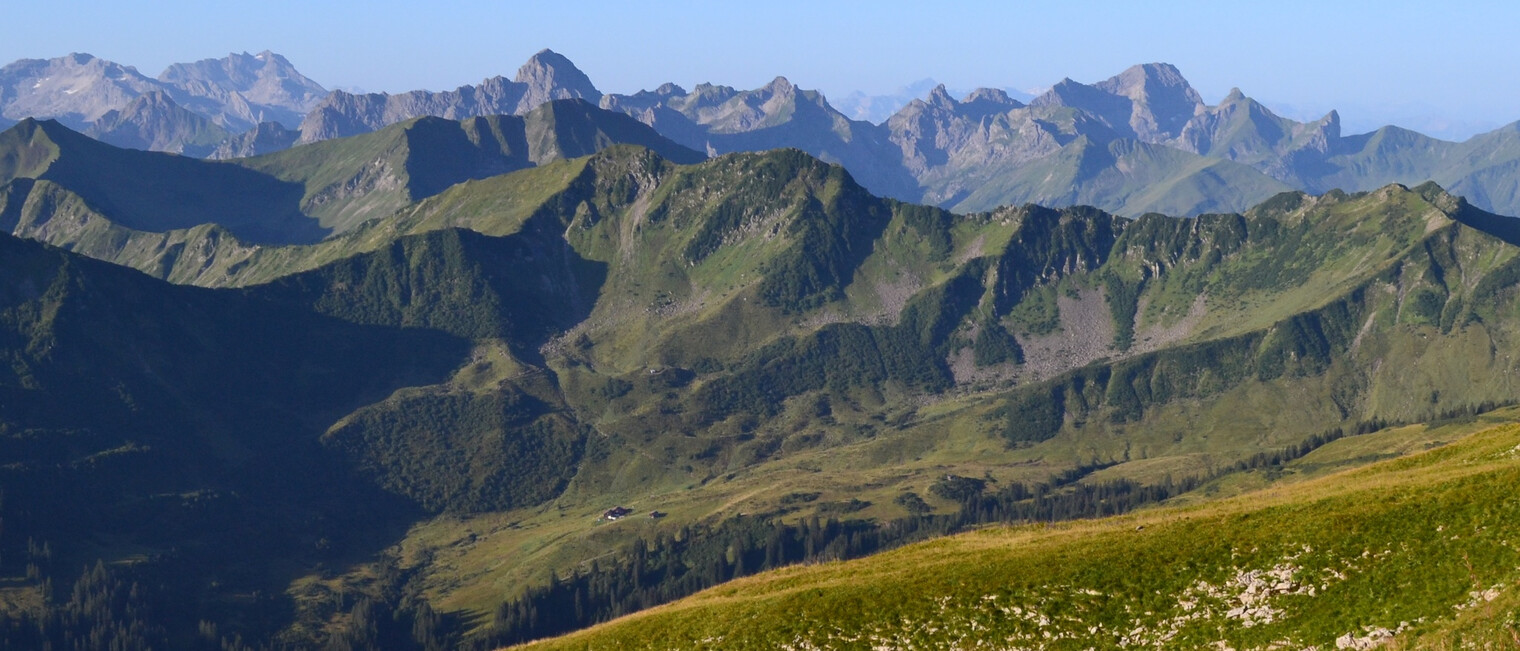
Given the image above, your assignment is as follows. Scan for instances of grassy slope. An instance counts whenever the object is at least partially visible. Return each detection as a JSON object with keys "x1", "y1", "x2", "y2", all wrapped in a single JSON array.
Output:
[
  {"x1": 0, "y1": 231, "x2": 473, "y2": 640},
  {"x1": 520, "y1": 413, "x2": 1520, "y2": 649},
  {"x1": 0, "y1": 106, "x2": 701, "y2": 284},
  {"x1": 0, "y1": 118, "x2": 319, "y2": 243}
]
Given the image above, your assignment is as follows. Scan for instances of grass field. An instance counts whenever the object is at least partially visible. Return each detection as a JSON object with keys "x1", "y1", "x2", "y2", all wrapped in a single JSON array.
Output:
[{"x1": 513, "y1": 411, "x2": 1520, "y2": 649}]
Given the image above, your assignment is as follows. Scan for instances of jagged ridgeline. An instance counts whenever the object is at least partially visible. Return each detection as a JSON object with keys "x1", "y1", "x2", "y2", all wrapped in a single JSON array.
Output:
[
  {"x1": 6, "y1": 121, "x2": 1520, "y2": 647},
  {"x1": 0, "y1": 101, "x2": 701, "y2": 283}
]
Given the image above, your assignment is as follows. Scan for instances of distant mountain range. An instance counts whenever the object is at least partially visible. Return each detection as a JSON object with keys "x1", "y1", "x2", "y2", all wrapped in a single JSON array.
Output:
[
  {"x1": 832, "y1": 78, "x2": 1036, "y2": 124},
  {"x1": 5, "y1": 50, "x2": 1520, "y2": 219},
  {"x1": 0, "y1": 50, "x2": 325, "y2": 155}
]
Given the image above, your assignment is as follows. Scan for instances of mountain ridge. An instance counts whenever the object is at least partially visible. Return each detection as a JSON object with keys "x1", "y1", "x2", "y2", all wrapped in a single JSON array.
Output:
[{"x1": 8, "y1": 50, "x2": 1520, "y2": 219}]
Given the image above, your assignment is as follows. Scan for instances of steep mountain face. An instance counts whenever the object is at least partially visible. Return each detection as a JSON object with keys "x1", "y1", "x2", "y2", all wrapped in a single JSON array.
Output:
[
  {"x1": 157, "y1": 50, "x2": 328, "y2": 129},
  {"x1": 879, "y1": 76, "x2": 1290, "y2": 214},
  {"x1": 0, "y1": 51, "x2": 328, "y2": 157},
  {"x1": 600, "y1": 76, "x2": 920, "y2": 200},
  {"x1": 245, "y1": 98, "x2": 701, "y2": 235},
  {"x1": 83, "y1": 89, "x2": 231, "y2": 156},
  {"x1": 11, "y1": 49, "x2": 1516, "y2": 221},
  {"x1": 0, "y1": 53, "x2": 163, "y2": 128},
  {"x1": 295, "y1": 48, "x2": 601, "y2": 143}
]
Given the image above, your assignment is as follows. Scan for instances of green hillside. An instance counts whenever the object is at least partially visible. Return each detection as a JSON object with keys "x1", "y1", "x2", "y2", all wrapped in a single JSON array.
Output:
[
  {"x1": 0, "y1": 104, "x2": 702, "y2": 284},
  {"x1": 0, "y1": 117, "x2": 319, "y2": 242},
  {"x1": 518, "y1": 414, "x2": 1520, "y2": 649},
  {"x1": 240, "y1": 99, "x2": 703, "y2": 236},
  {"x1": 0, "y1": 232, "x2": 472, "y2": 649}
]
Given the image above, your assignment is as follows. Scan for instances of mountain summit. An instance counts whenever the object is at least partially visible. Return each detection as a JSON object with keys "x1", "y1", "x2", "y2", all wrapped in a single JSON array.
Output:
[
  {"x1": 157, "y1": 50, "x2": 328, "y2": 128},
  {"x1": 0, "y1": 50, "x2": 325, "y2": 153},
  {"x1": 513, "y1": 48, "x2": 602, "y2": 108}
]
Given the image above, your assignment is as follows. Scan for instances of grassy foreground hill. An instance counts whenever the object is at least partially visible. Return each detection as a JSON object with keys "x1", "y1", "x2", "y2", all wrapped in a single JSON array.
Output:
[{"x1": 519, "y1": 414, "x2": 1520, "y2": 649}]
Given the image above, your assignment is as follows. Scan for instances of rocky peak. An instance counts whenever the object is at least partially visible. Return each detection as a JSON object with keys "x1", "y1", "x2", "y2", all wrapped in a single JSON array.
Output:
[
  {"x1": 1096, "y1": 63, "x2": 1198, "y2": 103},
  {"x1": 762, "y1": 76, "x2": 796, "y2": 96},
  {"x1": 513, "y1": 48, "x2": 601, "y2": 106},
  {"x1": 963, "y1": 87, "x2": 1019, "y2": 106},
  {"x1": 926, "y1": 84, "x2": 957, "y2": 109},
  {"x1": 1317, "y1": 109, "x2": 1341, "y2": 139},
  {"x1": 155, "y1": 50, "x2": 327, "y2": 127},
  {"x1": 0, "y1": 53, "x2": 161, "y2": 127}
]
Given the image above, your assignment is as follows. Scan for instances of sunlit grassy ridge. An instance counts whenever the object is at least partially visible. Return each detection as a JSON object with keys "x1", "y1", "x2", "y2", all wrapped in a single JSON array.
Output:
[{"x1": 519, "y1": 417, "x2": 1520, "y2": 649}]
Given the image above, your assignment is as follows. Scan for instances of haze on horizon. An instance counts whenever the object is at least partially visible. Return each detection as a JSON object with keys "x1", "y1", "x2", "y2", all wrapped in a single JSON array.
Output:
[{"x1": 4, "y1": 0, "x2": 1516, "y2": 140}]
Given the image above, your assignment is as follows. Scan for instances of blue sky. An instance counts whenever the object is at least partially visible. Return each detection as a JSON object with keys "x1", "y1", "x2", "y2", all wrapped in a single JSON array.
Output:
[{"x1": 5, "y1": 0, "x2": 1517, "y2": 138}]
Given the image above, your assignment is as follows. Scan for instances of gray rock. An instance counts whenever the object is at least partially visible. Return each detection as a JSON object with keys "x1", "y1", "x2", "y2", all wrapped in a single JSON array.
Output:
[
  {"x1": 85, "y1": 89, "x2": 230, "y2": 156},
  {"x1": 158, "y1": 50, "x2": 328, "y2": 130}
]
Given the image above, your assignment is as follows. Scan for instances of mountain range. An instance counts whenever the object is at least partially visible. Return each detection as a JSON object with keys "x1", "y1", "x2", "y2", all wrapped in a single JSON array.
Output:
[
  {"x1": 5, "y1": 103, "x2": 1520, "y2": 645},
  {"x1": 8, "y1": 50, "x2": 1520, "y2": 221},
  {"x1": 0, "y1": 50, "x2": 325, "y2": 155}
]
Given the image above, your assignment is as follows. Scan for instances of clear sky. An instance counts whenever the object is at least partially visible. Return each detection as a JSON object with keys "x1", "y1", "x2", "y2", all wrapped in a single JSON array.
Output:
[{"x1": 5, "y1": 0, "x2": 1517, "y2": 138}]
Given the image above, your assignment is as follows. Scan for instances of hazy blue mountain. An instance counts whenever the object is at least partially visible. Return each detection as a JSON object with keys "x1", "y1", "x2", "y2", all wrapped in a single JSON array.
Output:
[
  {"x1": 0, "y1": 53, "x2": 163, "y2": 129},
  {"x1": 876, "y1": 63, "x2": 1520, "y2": 217},
  {"x1": 157, "y1": 49, "x2": 329, "y2": 129},
  {"x1": 8, "y1": 49, "x2": 1520, "y2": 219},
  {"x1": 834, "y1": 78, "x2": 1035, "y2": 124},
  {"x1": 84, "y1": 89, "x2": 231, "y2": 156},
  {"x1": 0, "y1": 51, "x2": 327, "y2": 154},
  {"x1": 601, "y1": 76, "x2": 919, "y2": 199}
]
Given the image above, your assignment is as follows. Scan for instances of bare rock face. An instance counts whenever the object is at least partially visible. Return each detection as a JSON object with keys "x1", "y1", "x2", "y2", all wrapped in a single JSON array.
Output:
[
  {"x1": 1030, "y1": 63, "x2": 1204, "y2": 142},
  {"x1": 598, "y1": 76, "x2": 919, "y2": 201},
  {"x1": 85, "y1": 90, "x2": 230, "y2": 156},
  {"x1": 1092, "y1": 62, "x2": 1204, "y2": 141},
  {"x1": 158, "y1": 50, "x2": 329, "y2": 130},
  {"x1": 0, "y1": 53, "x2": 163, "y2": 128},
  {"x1": 0, "y1": 51, "x2": 326, "y2": 154},
  {"x1": 512, "y1": 48, "x2": 601, "y2": 112}
]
